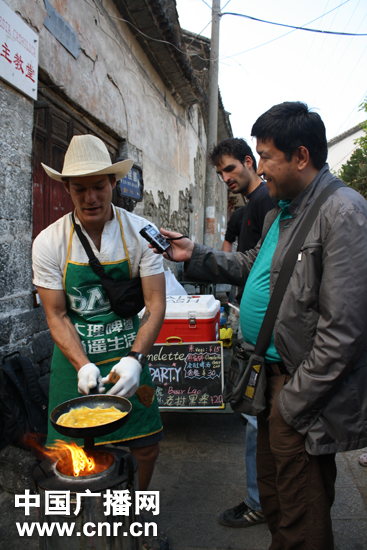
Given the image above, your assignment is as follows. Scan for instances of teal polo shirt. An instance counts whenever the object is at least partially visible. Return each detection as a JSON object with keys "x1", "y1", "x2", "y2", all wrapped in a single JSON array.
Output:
[{"x1": 240, "y1": 200, "x2": 292, "y2": 362}]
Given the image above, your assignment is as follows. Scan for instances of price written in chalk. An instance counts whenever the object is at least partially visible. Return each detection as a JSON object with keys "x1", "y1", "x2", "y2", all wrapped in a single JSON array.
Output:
[{"x1": 148, "y1": 342, "x2": 223, "y2": 409}]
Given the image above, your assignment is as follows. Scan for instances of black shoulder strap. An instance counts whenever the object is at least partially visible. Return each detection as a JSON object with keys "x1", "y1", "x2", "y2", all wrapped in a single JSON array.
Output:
[
  {"x1": 71, "y1": 212, "x2": 97, "y2": 262},
  {"x1": 1, "y1": 357, "x2": 48, "y2": 418},
  {"x1": 18, "y1": 357, "x2": 48, "y2": 410},
  {"x1": 254, "y1": 180, "x2": 345, "y2": 357},
  {"x1": 71, "y1": 212, "x2": 107, "y2": 279}
]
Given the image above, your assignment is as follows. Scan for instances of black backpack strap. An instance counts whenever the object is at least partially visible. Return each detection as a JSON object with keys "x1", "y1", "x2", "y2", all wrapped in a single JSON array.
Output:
[
  {"x1": 0, "y1": 364, "x2": 25, "y2": 443},
  {"x1": 0, "y1": 360, "x2": 38, "y2": 437},
  {"x1": 3, "y1": 358, "x2": 48, "y2": 419},
  {"x1": 254, "y1": 180, "x2": 345, "y2": 357},
  {"x1": 17, "y1": 357, "x2": 48, "y2": 417},
  {"x1": 71, "y1": 212, "x2": 108, "y2": 279}
]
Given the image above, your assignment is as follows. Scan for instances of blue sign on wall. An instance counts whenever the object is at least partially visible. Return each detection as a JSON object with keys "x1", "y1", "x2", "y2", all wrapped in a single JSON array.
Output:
[{"x1": 118, "y1": 167, "x2": 143, "y2": 201}]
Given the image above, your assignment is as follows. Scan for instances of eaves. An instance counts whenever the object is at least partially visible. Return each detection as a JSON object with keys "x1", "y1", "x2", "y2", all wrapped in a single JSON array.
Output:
[
  {"x1": 112, "y1": 0, "x2": 206, "y2": 107},
  {"x1": 328, "y1": 122, "x2": 365, "y2": 148}
]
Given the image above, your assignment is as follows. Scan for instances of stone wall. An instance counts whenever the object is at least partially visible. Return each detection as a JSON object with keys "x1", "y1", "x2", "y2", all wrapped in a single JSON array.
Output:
[{"x1": 0, "y1": 82, "x2": 53, "y2": 372}]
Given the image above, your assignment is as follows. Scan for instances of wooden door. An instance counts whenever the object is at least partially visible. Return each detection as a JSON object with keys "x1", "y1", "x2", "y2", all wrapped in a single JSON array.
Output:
[{"x1": 32, "y1": 95, "x2": 119, "y2": 239}]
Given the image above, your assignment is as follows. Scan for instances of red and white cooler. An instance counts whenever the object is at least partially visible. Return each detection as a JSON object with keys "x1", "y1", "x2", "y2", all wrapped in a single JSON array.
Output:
[{"x1": 156, "y1": 295, "x2": 221, "y2": 343}]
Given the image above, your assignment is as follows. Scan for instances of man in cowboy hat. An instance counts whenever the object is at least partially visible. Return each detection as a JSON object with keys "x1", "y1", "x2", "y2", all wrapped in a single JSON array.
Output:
[{"x1": 32, "y1": 134, "x2": 166, "y2": 492}]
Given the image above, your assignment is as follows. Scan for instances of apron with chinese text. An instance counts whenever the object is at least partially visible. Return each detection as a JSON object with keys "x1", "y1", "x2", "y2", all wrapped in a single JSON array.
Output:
[{"x1": 46, "y1": 211, "x2": 162, "y2": 447}]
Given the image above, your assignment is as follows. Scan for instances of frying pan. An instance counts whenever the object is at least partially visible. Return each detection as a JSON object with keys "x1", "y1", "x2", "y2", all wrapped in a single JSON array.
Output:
[{"x1": 50, "y1": 389, "x2": 132, "y2": 446}]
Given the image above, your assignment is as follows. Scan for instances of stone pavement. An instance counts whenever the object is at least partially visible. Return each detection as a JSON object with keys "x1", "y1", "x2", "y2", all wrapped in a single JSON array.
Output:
[
  {"x1": 150, "y1": 410, "x2": 367, "y2": 550},
  {"x1": 0, "y1": 410, "x2": 367, "y2": 550}
]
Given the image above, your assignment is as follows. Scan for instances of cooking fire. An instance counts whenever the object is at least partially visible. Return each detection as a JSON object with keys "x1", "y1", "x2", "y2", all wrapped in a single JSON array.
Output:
[{"x1": 28, "y1": 436, "x2": 115, "y2": 478}]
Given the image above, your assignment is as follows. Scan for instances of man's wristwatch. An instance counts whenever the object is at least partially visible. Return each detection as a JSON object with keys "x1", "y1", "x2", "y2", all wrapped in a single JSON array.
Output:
[{"x1": 127, "y1": 351, "x2": 147, "y2": 368}]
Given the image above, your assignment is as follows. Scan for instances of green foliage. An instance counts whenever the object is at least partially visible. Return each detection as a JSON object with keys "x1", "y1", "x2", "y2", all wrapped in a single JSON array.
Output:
[{"x1": 338, "y1": 100, "x2": 367, "y2": 199}]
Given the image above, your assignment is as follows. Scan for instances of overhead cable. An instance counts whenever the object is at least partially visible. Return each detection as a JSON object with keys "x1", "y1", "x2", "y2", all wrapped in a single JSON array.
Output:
[
  {"x1": 109, "y1": 14, "x2": 210, "y2": 61},
  {"x1": 221, "y1": 8, "x2": 367, "y2": 36},
  {"x1": 220, "y1": 0, "x2": 351, "y2": 59},
  {"x1": 110, "y1": 1, "x2": 364, "y2": 66}
]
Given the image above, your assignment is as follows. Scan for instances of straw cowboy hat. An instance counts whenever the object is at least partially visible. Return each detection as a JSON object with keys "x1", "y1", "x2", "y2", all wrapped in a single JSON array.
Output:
[{"x1": 41, "y1": 134, "x2": 133, "y2": 182}]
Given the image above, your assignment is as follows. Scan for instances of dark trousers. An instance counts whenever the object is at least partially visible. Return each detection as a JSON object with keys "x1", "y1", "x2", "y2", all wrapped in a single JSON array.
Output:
[{"x1": 257, "y1": 374, "x2": 337, "y2": 550}]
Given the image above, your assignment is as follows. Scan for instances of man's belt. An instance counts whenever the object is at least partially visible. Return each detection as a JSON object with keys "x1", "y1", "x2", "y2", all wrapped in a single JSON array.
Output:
[{"x1": 265, "y1": 361, "x2": 288, "y2": 377}]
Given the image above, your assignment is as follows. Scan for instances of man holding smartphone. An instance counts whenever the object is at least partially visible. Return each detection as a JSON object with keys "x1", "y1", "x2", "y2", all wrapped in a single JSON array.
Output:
[
  {"x1": 32, "y1": 134, "x2": 166, "y2": 498},
  {"x1": 152, "y1": 102, "x2": 367, "y2": 550}
]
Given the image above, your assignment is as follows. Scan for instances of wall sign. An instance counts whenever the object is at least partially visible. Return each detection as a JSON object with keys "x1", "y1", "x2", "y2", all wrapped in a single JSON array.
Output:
[
  {"x1": 118, "y1": 166, "x2": 143, "y2": 201},
  {"x1": 0, "y1": 0, "x2": 39, "y2": 100},
  {"x1": 148, "y1": 341, "x2": 224, "y2": 409},
  {"x1": 43, "y1": 0, "x2": 80, "y2": 59}
]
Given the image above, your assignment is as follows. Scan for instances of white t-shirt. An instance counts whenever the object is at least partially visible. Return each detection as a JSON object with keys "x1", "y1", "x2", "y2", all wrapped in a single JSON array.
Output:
[{"x1": 32, "y1": 205, "x2": 164, "y2": 290}]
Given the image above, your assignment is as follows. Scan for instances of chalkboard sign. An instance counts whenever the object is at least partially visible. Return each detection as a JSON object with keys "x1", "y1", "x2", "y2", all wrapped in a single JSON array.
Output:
[{"x1": 147, "y1": 341, "x2": 224, "y2": 409}]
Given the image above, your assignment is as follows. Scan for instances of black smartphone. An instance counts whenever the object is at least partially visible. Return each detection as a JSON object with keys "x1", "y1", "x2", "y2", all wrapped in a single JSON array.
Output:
[{"x1": 140, "y1": 224, "x2": 171, "y2": 254}]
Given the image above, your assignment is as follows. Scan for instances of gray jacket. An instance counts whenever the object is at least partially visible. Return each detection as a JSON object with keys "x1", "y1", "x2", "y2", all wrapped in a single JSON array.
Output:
[{"x1": 186, "y1": 166, "x2": 367, "y2": 455}]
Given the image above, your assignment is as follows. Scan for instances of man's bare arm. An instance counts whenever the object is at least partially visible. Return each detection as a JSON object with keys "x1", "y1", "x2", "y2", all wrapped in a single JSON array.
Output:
[
  {"x1": 37, "y1": 286, "x2": 89, "y2": 372},
  {"x1": 222, "y1": 240, "x2": 233, "y2": 252}
]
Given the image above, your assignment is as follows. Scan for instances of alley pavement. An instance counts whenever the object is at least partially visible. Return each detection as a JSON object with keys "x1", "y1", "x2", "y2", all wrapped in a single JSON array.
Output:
[
  {"x1": 1, "y1": 409, "x2": 367, "y2": 550},
  {"x1": 152, "y1": 410, "x2": 367, "y2": 550}
]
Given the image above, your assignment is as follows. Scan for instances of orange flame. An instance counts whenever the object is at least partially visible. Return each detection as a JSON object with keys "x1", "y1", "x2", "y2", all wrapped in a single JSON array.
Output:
[
  {"x1": 48, "y1": 440, "x2": 95, "y2": 477},
  {"x1": 24, "y1": 434, "x2": 114, "y2": 478}
]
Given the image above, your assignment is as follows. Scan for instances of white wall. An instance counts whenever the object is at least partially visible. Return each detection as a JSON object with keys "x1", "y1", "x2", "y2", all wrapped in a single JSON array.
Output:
[
  {"x1": 328, "y1": 127, "x2": 364, "y2": 174},
  {"x1": 6, "y1": 0, "x2": 224, "y2": 240}
]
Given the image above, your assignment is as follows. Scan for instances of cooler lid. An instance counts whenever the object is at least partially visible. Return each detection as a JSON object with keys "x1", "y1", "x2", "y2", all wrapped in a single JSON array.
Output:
[{"x1": 164, "y1": 295, "x2": 221, "y2": 319}]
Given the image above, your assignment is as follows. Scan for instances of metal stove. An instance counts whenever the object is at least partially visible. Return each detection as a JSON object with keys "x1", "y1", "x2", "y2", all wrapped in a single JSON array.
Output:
[
  {"x1": 31, "y1": 394, "x2": 141, "y2": 549},
  {"x1": 32, "y1": 446, "x2": 140, "y2": 550}
]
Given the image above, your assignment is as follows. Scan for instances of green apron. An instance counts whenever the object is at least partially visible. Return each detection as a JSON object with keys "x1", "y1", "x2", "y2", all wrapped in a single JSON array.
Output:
[{"x1": 46, "y1": 211, "x2": 162, "y2": 447}]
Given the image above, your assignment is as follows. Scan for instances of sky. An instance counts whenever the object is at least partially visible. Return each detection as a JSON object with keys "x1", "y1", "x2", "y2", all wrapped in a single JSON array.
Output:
[{"x1": 176, "y1": 0, "x2": 367, "y2": 151}]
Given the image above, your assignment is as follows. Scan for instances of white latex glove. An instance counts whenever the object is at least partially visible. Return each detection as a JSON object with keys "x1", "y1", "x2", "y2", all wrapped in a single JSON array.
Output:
[
  {"x1": 77, "y1": 363, "x2": 104, "y2": 395},
  {"x1": 101, "y1": 357, "x2": 142, "y2": 398}
]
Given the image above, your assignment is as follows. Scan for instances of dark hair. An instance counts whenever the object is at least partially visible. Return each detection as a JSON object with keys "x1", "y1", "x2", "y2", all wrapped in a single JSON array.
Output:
[
  {"x1": 209, "y1": 138, "x2": 257, "y2": 172},
  {"x1": 251, "y1": 102, "x2": 327, "y2": 170}
]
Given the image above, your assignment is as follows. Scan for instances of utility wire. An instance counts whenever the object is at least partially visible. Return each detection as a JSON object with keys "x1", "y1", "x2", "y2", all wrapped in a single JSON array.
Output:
[
  {"x1": 308, "y1": 0, "x2": 361, "y2": 106},
  {"x1": 335, "y1": 90, "x2": 367, "y2": 136},
  {"x1": 184, "y1": 20, "x2": 212, "y2": 48},
  {"x1": 201, "y1": 0, "x2": 232, "y2": 11},
  {"x1": 310, "y1": 1, "x2": 365, "y2": 106},
  {"x1": 320, "y1": 0, "x2": 362, "y2": 73},
  {"x1": 335, "y1": 42, "x2": 367, "y2": 128},
  {"x1": 221, "y1": 6, "x2": 367, "y2": 36},
  {"x1": 111, "y1": 0, "x2": 360, "y2": 65},
  {"x1": 305, "y1": 0, "x2": 344, "y2": 83},
  {"x1": 222, "y1": 0, "x2": 232, "y2": 9},
  {"x1": 220, "y1": 0, "x2": 351, "y2": 60},
  {"x1": 109, "y1": 14, "x2": 210, "y2": 61},
  {"x1": 304, "y1": 0, "x2": 330, "y2": 65},
  {"x1": 201, "y1": 0, "x2": 212, "y2": 9}
]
